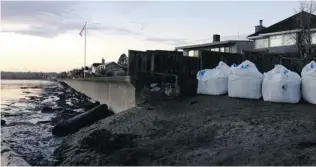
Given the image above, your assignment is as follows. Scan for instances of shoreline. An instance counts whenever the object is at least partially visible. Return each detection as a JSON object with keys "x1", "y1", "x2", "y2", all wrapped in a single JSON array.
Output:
[
  {"x1": 1, "y1": 80, "x2": 97, "y2": 166},
  {"x1": 3, "y1": 79, "x2": 316, "y2": 165},
  {"x1": 54, "y1": 94, "x2": 316, "y2": 165}
]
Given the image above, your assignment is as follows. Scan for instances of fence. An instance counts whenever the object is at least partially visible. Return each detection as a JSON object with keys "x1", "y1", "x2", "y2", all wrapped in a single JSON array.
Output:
[
  {"x1": 280, "y1": 57, "x2": 316, "y2": 74},
  {"x1": 128, "y1": 50, "x2": 200, "y2": 77},
  {"x1": 199, "y1": 50, "x2": 314, "y2": 73},
  {"x1": 129, "y1": 49, "x2": 316, "y2": 78}
]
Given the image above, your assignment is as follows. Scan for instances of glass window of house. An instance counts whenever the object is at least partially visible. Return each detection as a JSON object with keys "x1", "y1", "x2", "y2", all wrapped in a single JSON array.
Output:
[
  {"x1": 224, "y1": 47, "x2": 230, "y2": 52},
  {"x1": 189, "y1": 50, "x2": 194, "y2": 57},
  {"x1": 270, "y1": 35, "x2": 283, "y2": 47},
  {"x1": 312, "y1": 32, "x2": 316, "y2": 44},
  {"x1": 220, "y1": 47, "x2": 224, "y2": 52},
  {"x1": 255, "y1": 38, "x2": 268, "y2": 49},
  {"x1": 211, "y1": 48, "x2": 215, "y2": 51},
  {"x1": 214, "y1": 48, "x2": 219, "y2": 52},
  {"x1": 283, "y1": 33, "x2": 296, "y2": 46}
]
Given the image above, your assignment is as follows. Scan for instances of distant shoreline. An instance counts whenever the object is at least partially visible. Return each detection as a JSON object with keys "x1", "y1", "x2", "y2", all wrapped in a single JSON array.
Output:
[{"x1": 1, "y1": 78, "x2": 51, "y2": 80}]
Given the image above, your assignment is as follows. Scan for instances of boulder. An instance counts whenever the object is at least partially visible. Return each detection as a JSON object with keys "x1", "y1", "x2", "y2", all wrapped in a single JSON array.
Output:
[
  {"x1": 41, "y1": 106, "x2": 55, "y2": 113},
  {"x1": 52, "y1": 104, "x2": 114, "y2": 137}
]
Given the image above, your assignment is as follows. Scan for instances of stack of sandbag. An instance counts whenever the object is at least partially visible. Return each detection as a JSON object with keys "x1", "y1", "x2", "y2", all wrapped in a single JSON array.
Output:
[
  {"x1": 228, "y1": 60, "x2": 263, "y2": 99},
  {"x1": 301, "y1": 61, "x2": 316, "y2": 104},
  {"x1": 196, "y1": 61, "x2": 231, "y2": 95},
  {"x1": 262, "y1": 65, "x2": 301, "y2": 103}
]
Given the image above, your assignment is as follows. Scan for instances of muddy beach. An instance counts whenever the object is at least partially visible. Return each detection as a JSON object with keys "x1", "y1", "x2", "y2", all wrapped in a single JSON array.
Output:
[
  {"x1": 1, "y1": 80, "x2": 95, "y2": 165},
  {"x1": 2, "y1": 80, "x2": 316, "y2": 166},
  {"x1": 55, "y1": 95, "x2": 316, "y2": 166}
]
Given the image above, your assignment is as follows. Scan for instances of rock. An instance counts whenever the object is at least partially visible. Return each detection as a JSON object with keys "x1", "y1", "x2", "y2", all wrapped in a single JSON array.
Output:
[
  {"x1": 1, "y1": 119, "x2": 6, "y2": 126},
  {"x1": 41, "y1": 106, "x2": 54, "y2": 113},
  {"x1": 28, "y1": 96, "x2": 37, "y2": 100},
  {"x1": 23, "y1": 91, "x2": 31, "y2": 94},
  {"x1": 1, "y1": 145, "x2": 30, "y2": 166},
  {"x1": 36, "y1": 120, "x2": 51, "y2": 125},
  {"x1": 190, "y1": 101, "x2": 198, "y2": 105},
  {"x1": 52, "y1": 104, "x2": 114, "y2": 137}
]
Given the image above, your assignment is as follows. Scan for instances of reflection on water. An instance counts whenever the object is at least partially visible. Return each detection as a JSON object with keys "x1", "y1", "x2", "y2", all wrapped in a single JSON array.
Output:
[{"x1": 1, "y1": 80, "x2": 53, "y2": 111}]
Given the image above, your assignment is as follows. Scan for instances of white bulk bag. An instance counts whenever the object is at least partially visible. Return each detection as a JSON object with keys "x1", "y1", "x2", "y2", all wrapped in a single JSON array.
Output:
[
  {"x1": 301, "y1": 61, "x2": 316, "y2": 104},
  {"x1": 228, "y1": 60, "x2": 263, "y2": 99},
  {"x1": 262, "y1": 65, "x2": 301, "y2": 103},
  {"x1": 196, "y1": 61, "x2": 230, "y2": 95}
]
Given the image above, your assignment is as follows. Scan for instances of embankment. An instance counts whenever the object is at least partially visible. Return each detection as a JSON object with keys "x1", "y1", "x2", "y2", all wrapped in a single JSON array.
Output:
[
  {"x1": 62, "y1": 77, "x2": 137, "y2": 113},
  {"x1": 54, "y1": 95, "x2": 316, "y2": 165}
]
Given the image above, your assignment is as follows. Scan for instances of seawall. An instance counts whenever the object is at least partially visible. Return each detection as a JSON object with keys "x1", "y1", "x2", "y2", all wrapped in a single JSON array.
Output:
[{"x1": 62, "y1": 77, "x2": 138, "y2": 113}]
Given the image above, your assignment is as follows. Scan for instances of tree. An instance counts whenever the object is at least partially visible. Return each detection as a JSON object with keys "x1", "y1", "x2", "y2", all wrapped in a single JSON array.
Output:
[
  {"x1": 118, "y1": 53, "x2": 128, "y2": 67},
  {"x1": 290, "y1": 0, "x2": 316, "y2": 58}
]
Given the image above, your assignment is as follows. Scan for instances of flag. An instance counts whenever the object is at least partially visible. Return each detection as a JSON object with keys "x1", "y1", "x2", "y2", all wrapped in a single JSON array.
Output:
[{"x1": 79, "y1": 22, "x2": 86, "y2": 37}]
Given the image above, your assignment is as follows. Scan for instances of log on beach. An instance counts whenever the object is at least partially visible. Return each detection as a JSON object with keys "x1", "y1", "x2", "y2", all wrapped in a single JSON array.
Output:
[{"x1": 52, "y1": 104, "x2": 114, "y2": 137}]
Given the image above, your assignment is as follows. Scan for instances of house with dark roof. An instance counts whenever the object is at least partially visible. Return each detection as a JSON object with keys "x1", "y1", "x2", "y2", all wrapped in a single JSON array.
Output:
[
  {"x1": 248, "y1": 11, "x2": 316, "y2": 53},
  {"x1": 175, "y1": 34, "x2": 254, "y2": 57}
]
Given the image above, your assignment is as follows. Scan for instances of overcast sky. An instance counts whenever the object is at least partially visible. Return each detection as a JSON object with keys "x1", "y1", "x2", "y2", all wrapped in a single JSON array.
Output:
[{"x1": 0, "y1": 1, "x2": 300, "y2": 72}]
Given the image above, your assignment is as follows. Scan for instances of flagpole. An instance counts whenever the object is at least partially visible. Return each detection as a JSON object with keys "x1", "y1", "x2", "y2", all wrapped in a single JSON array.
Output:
[{"x1": 84, "y1": 22, "x2": 87, "y2": 78}]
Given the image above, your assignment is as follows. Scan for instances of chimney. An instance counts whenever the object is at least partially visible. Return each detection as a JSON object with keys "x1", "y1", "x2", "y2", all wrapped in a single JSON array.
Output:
[
  {"x1": 255, "y1": 20, "x2": 265, "y2": 33},
  {"x1": 213, "y1": 34, "x2": 220, "y2": 42},
  {"x1": 102, "y1": 58, "x2": 105, "y2": 64}
]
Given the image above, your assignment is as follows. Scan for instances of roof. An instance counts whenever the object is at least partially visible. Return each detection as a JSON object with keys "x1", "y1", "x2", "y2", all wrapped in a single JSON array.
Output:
[
  {"x1": 91, "y1": 63, "x2": 102, "y2": 67},
  {"x1": 98, "y1": 61, "x2": 121, "y2": 67},
  {"x1": 248, "y1": 11, "x2": 316, "y2": 38},
  {"x1": 175, "y1": 40, "x2": 250, "y2": 50}
]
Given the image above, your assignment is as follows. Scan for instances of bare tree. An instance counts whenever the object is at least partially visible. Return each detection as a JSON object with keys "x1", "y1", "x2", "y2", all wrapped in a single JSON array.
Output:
[{"x1": 290, "y1": 0, "x2": 316, "y2": 58}]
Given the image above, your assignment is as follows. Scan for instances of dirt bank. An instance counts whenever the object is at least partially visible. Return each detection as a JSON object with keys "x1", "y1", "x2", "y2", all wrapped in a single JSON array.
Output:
[{"x1": 55, "y1": 95, "x2": 316, "y2": 165}]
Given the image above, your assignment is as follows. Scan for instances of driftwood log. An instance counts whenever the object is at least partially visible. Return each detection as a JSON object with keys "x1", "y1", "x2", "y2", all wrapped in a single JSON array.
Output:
[{"x1": 52, "y1": 104, "x2": 114, "y2": 137}]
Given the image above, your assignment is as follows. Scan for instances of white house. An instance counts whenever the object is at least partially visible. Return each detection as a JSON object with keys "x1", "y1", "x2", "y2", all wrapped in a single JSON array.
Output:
[{"x1": 247, "y1": 11, "x2": 316, "y2": 53}]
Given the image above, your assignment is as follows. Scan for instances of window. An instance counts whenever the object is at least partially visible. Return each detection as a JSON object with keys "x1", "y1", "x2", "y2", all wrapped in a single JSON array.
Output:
[
  {"x1": 270, "y1": 35, "x2": 283, "y2": 47},
  {"x1": 220, "y1": 47, "x2": 224, "y2": 52},
  {"x1": 224, "y1": 47, "x2": 230, "y2": 52},
  {"x1": 255, "y1": 38, "x2": 269, "y2": 49},
  {"x1": 189, "y1": 51, "x2": 195, "y2": 57},
  {"x1": 214, "y1": 48, "x2": 219, "y2": 52},
  {"x1": 312, "y1": 32, "x2": 316, "y2": 44},
  {"x1": 283, "y1": 33, "x2": 296, "y2": 46}
]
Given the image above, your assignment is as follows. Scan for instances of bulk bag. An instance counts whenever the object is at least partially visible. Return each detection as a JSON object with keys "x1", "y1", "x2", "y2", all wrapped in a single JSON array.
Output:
[
  {"x1": 228, "y1": 60, "x2": 263, "y2": 99},
  {"x1": 196, "y1": 61, "x2": 230, "y2": 95},
  {"x1": 262, "y1": 65, "x2": 301, "y2": 103},
  {"x1": 301, "y1": 61, "x2": 316, "y2": 104}
]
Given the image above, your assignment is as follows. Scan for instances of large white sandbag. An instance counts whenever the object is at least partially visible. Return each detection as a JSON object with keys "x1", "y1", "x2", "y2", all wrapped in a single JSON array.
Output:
[
  {"x1": 197, "y1": 61, "x2": 230, "y2": 95},
  {"x1": 262, "y1": 65, "x2": 301, "y2": 103},
  {"x1": 301, "y1": 61, "x2": 316, "y2": 104},
  {"x1": 228, "y1": 60, "x2": 263, "y2": 99}
]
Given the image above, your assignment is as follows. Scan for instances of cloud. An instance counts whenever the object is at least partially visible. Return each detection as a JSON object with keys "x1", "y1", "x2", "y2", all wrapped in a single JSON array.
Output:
[
  {"x1": 145, "y1": 37, "x2": 191, "y2": 46},
  {"x1": 1, "y1": 1, "x2": 142, "y2": 38}
]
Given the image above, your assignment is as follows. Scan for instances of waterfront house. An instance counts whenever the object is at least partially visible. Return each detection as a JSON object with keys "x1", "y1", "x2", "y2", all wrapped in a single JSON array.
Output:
[
  {"x1": 90, "y1": 63, "x2": 102, "y2": 74},
  {"x1": 96, "y1": 62, "x2": 122, "y2": 75},
  {"x1": 175, "y1": 34, "x2": 254, "y2": 57},
  {"x1": 247, "y1": 11, "x2": 316, "y2": 53}
]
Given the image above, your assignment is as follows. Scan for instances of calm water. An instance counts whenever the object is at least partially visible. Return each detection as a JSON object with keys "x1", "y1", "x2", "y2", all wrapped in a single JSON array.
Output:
[{"x1": 1, "y1": 80, "x2": 53, "y2": 110}]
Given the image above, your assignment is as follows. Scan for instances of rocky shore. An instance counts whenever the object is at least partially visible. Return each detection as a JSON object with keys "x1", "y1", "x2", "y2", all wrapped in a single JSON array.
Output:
[
  {"x1": 54, "y1": 95, "x2": 316, "y2": 166},
  {"x1": 1, "y1": 81, "x2": 98, "y2": 165}
]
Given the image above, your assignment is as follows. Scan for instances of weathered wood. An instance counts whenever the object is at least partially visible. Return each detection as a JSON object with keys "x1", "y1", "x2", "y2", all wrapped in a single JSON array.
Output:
[{"x1": 52, "y1": 104, "x2": 114, "y2": 137}]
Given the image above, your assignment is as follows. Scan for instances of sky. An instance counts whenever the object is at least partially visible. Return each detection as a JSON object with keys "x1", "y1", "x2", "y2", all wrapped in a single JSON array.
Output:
[{"x1": 0, "y1": 0, "x2": 301, "y2": 72}]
